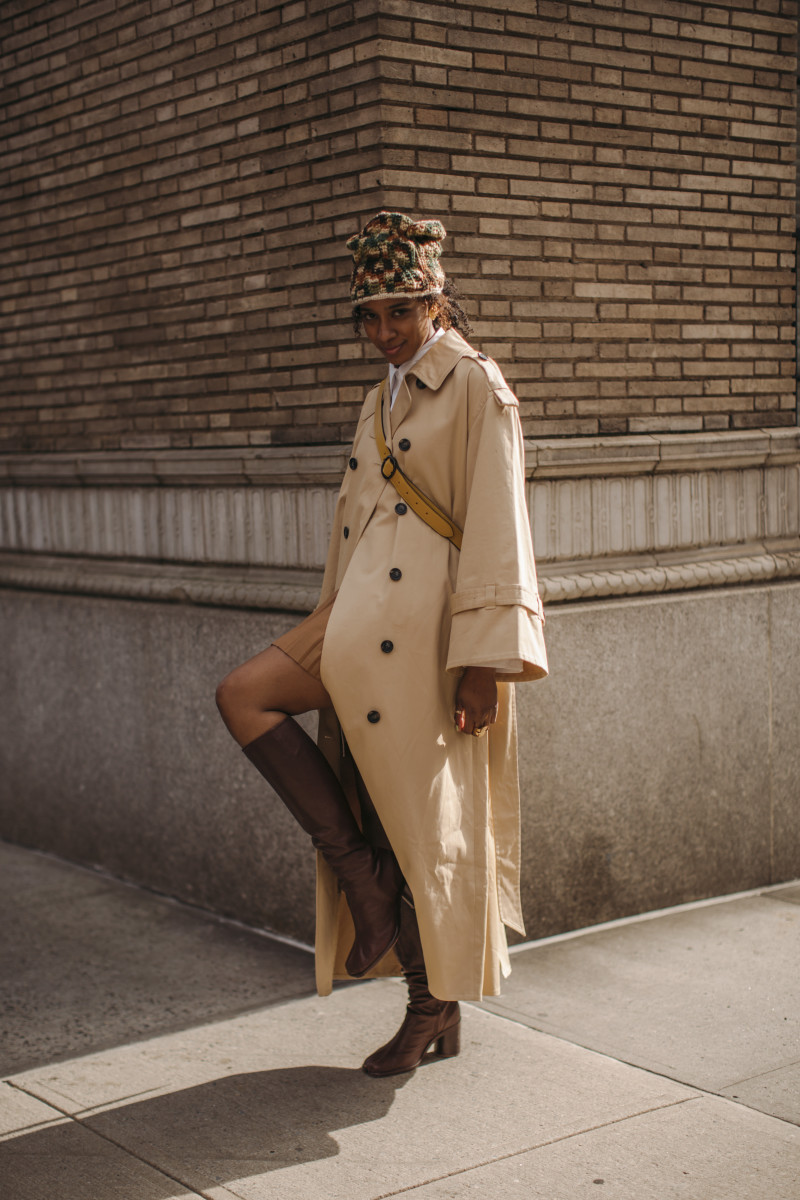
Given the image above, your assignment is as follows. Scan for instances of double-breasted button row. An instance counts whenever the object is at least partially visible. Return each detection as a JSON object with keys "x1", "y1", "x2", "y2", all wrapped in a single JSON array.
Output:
[
  {"x1": 349, "y1": 456, "x2": 358, "y2": 470},
  {"x1": 369, "y1": 564, "x2": 403, "y2": 719},
  {"x1": 395, "y1": 502, "x2": 407, "y2": 515},
  {"x1": 368, "y1": 564, "x2": 404, "y2": 718},
  {"x1": 368, "y1": 637, "x2": 396, "y2": 720},
  {"x1": 398, "y1": 438, "x2": 411, "y2": 451}
]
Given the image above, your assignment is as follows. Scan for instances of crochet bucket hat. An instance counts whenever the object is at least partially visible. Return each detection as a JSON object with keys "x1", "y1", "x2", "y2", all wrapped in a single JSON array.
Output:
[{"x1": 347, "y1": 211, "x2": 446, "y2": 307}]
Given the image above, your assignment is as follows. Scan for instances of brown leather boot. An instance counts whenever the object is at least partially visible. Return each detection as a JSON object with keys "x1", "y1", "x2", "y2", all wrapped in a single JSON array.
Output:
[
  {"x1": 243, "y1": 718, "x2": 402, "y2": 978},
  {"x1": 362, "y1": 893, "x2": 461, "y2": 1077}
]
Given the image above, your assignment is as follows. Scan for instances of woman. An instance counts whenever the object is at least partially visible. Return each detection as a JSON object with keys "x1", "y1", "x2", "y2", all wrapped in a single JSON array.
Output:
[{"x1": 216, "y1": 211, "x2": 548, "y2": 1077}]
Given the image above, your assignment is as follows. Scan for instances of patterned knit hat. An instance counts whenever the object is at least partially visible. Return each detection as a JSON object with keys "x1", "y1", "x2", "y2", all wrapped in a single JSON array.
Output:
[{"x1": 347, "y1": 211, "x2": 447, "y2": 307}]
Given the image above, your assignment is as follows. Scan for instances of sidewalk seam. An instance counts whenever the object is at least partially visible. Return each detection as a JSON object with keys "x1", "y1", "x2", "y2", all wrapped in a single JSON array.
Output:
[
  {"x1": 470, "y1": 1001, "x2": 800, "y2": 1130},
  {"x1": 507, "y1": 878, "x2": 800, "y2": 954},
  {"x1": 0, "y1": 840, "x2": 316, "y2": 954},
  {"x1": 368, "y1": 1096, "x2": 701, "y2": 1199},
  {"x1": 718, "y1": 1057, "x2": 800, "y2": 1093},
  {"x1": 4, "y1": 1081, "x2": 209, "y2": 1199}
]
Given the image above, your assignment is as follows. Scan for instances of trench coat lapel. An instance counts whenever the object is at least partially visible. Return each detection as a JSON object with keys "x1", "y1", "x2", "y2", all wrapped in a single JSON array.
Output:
[
  {"x1": 389, "y1": 377, "x2": 412, "y2": 435},
  {"x1": 390, "y1": 329, "x2": 474, "y2": 436},
  {"x1": 332, "y1": 381, "x2": 391, "y2": 574}
]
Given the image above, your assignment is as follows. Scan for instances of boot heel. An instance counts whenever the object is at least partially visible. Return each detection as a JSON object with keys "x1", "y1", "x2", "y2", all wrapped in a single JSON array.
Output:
[{"x1": 435, "y1": 1021, "x2": 461, "y2": 1059}]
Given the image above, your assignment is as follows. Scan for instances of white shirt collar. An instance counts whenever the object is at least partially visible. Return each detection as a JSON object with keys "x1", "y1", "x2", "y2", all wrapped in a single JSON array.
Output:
[{"x1": 388, "y1": 326, "x2": 445, "y2": 407}]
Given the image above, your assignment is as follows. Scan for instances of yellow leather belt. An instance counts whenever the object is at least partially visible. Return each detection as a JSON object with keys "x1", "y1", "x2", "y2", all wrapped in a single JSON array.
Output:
[{"x1": 373, "y1": 378, "x2": 463, "y2": 550}]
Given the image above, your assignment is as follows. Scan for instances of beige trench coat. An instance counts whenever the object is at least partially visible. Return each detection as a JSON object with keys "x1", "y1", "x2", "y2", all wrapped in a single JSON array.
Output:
[{"x1": 314, "y1": 328, "x2": 548, "y2": 1001}]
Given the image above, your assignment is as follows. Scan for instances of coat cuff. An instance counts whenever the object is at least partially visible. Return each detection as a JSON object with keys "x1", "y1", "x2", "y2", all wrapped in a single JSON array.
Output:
[
  {"x1": 450, "y1": 584, "x2": 544, "y2": 620},
  {"x1": 446, "y1": 603, "x2": 548, "y2": 682}
]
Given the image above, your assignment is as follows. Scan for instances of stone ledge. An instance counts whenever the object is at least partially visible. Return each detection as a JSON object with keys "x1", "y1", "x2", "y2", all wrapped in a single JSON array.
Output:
[
  {"x1": 2, "y1": 460, "x2": 797, "y2": 573},
  {"x1": 0, "y1": 445, "x2": 349, "y2": 489},
  {"x1": 0, "y1": 554, "x2": 323, "y2": 613},
  {"x1": 2, "y1": 543, "x2": 798, "y2": 613},
  {"x1": 541, "y1": 543, "x2": 800, "y2": 603},
  {"x1": 528, "y1": 427, "x2": 800, "y2": 478},
  {"x1": 0, "y1": 428, "x2": 797, "y2": 487}
]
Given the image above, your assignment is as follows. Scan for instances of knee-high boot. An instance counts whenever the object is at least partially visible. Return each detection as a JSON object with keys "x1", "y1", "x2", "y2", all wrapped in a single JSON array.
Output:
[
  {"x1": 243, "y1": 718, "x2": 402, "y2": 978},
  {"x1": 362, "y1": 893, "x2": 461, "y2": 1077}
]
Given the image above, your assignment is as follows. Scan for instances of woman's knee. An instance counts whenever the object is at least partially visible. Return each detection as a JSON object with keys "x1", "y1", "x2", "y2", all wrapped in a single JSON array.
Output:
[
  {"x1": 216, "y1": 644, "x2": 329, "y2": 732},
  {"x1": 215, "y1": 649, "x2": 288, "y2": 723},
  {"x1": 215, "y1": 665, "x2": 249, "y2": 722}
]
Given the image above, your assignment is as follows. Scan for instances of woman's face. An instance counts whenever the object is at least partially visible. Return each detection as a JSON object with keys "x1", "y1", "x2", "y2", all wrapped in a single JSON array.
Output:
[{"x1": 358, "y1": 296, "x2": 433, "y2": 366}]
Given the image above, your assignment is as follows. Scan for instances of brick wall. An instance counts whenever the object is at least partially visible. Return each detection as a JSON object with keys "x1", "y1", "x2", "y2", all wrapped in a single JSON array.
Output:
[{"x1": 1, "y1": 0, "x2": 796, "y2": 452}]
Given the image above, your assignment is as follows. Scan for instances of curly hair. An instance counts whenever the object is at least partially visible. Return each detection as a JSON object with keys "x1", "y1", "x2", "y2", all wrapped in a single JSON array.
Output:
[
  {"x1": 352, "y1": 277, "x2": 473, "y2": 340},
  {"x1": 431, "y1": 278, "x2": 473, "y2": 339}
]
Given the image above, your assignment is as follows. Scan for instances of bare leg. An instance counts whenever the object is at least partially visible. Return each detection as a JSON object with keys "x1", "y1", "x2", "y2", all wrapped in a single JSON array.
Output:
[{"x1": 215, "y1": 645, "x2": 332, "y2": 746}]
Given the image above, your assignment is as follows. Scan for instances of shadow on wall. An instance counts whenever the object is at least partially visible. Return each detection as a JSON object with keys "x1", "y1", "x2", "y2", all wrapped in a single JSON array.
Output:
[{"x1": 0, "y1": 1066, "x2": 408, "y2": 1197}]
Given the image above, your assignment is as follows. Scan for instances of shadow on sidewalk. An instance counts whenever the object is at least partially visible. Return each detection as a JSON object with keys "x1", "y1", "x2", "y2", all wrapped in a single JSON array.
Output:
[
  {"x1": 2, "y1": 1065, "x2": 406, "y2": 1197},
  {"x1": 1, "y1": 841, "x2": 320, "y2": 1077}
]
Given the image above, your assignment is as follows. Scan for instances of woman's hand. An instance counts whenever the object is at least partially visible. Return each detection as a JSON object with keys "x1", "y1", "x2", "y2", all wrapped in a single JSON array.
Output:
[{"x1": 454, "y1": 666, "x2": 498, "y2": 737}]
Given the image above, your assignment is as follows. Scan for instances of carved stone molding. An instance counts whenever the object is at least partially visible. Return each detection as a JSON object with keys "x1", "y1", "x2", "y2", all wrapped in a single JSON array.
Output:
[
  {"x1": 2, "y1": 461, "x2": 797, "y2": 574},
  {"x1": 527, "y1": 461, "x2": 800, "y2": 564},
  {"x1": 0, "y1": 554, "x2": 323, "y2": 613},
  {"x1": 0, "y1": 430, "x2": 798, "y2": 609},
  {"x1": 1, "y1": 544, "x2": 798, "y2": 612},
  {"x1": 0, "y1": 484, "x2": 335, "y2": 570},
  {"x1": 1, "y1": 428, "x2": 797, "y2": 488},
  {"x1": 0, "y1": 445, "x2": 349, "y2": 488},
  {"x1": 540, "y1": 545, "x2": 800, "y2": 604}
]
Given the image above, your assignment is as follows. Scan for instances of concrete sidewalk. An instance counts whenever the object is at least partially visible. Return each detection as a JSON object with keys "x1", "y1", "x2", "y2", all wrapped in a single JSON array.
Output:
[{"x1": 1, "y1": 840, "x2": 798, "y2": 1199}]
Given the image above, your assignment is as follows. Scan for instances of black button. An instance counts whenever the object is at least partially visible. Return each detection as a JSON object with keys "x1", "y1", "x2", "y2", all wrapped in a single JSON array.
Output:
[
  {"x1": 343, "y1": 526, "x2": 349, "y2": 539},
  {"x1": 367, "y1": 710, "x2": 381, "y2": 724},
  {"x1": 349, "y1": 457, "x2": 358, "y2": 470},
  {"x1": 381, "y1": 640, "x2": 394, "y2": 654},
  {"x1": 478, "y1": 352, "x2": 488, "y2": 361},
  {"x1": 389, "y1": 568, "x2": 402, "y2": 581},
  {"x1": 395, "y1": 502, "x2": 407, "y2": 515},
  {"x1": 398, "y1": 438, "x2": 411, "y2": 451},
  {"x1": 415, "y1": 378, "x2": 427, "y2": 389}
]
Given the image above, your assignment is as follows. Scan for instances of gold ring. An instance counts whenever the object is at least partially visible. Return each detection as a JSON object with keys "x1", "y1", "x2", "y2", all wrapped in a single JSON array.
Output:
[{"x1": 472, "y1": 725, "x2": 488, "y2": 738}]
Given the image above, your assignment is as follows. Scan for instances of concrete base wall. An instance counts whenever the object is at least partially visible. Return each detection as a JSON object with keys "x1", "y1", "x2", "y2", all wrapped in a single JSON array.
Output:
[
  {"x1": 516, "y1": 584, "x2": 800, "y2": 936},
  {"x1": 1, "y1": 583, "x2": 798, "y2": 944}
]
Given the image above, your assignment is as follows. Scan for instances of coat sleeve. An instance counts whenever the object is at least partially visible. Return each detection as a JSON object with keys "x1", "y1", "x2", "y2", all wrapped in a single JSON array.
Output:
[{"x1": 445, "y1": 369, "x2": 547, "y2": 684}]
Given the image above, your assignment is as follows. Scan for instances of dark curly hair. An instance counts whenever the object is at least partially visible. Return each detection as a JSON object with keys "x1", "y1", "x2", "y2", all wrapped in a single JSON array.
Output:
[{"x1": 352, "y1": 277, "x2": 473, "y2": 339}]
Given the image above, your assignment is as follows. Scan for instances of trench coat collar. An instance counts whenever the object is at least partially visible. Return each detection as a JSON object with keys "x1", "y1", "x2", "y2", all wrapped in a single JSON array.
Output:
[{"x1": 390, "y1": 328, "x2": 475, "y2": 434}]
